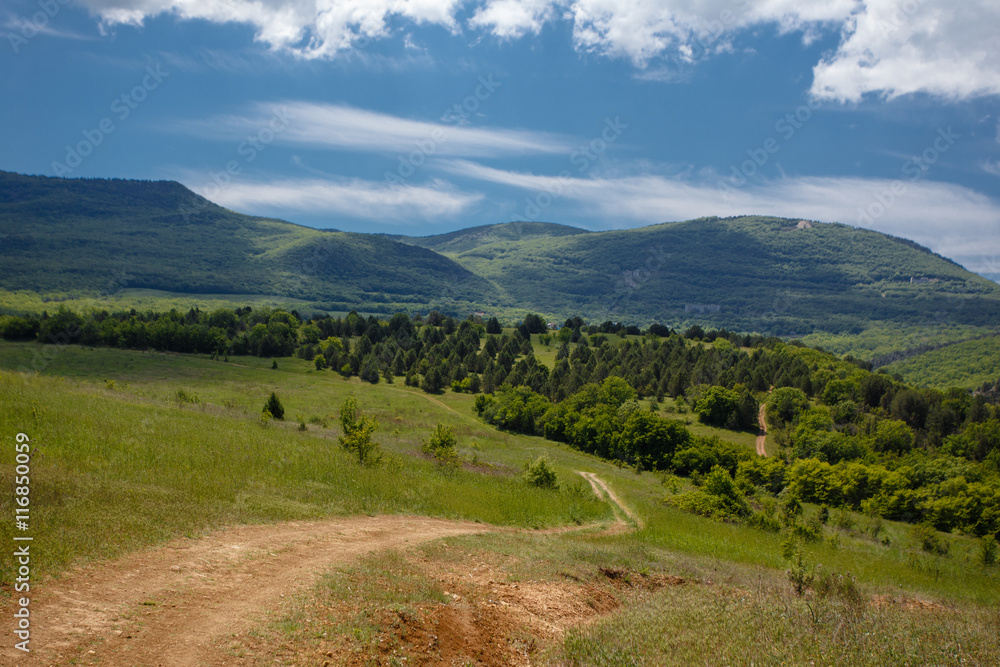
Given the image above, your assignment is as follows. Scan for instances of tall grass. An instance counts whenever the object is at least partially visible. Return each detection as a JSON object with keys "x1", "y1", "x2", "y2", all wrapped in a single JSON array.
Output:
[{"x1": 0, "y1": 371, "x2": 611, "y2": 584}]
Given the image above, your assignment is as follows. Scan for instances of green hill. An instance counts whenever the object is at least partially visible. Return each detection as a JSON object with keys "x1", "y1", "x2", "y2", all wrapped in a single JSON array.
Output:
[
  {"x1": 397, "y1": 217, "x2": 1000, "y2": 336},
  {"x1": 3, "y1": 171, "x2": 999, "y2": 339},
  {"x1": 397, "y1": 220, "x2": 589, "y2": 254},
  {"x1": 0, "y1": 171, "x2": 495, "y2": 313}
]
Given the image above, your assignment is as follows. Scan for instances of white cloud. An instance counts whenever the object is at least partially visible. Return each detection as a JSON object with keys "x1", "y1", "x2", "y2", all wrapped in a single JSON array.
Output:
[
  {"x1": 76, "y1": 1, "x2": 1000, "y2": 100},
  {"x1": 811, "y1": 0, "x2": 1000, "y2": 101},
  {"x1": 469, "y1": 0, "x2": 556, "y2": 38},
  {"x1": 77, "y1": 0, "x2": 464, "y2": 57},
  {"x1": 174, "y1": 101, "x2": 570, "y2": 157},
  {"x1": 443, "y1": 159, "x2": 1000, "y2": 262},
  {"x1": 192, "y1": 176, "x2": 482, "y2": 221}
]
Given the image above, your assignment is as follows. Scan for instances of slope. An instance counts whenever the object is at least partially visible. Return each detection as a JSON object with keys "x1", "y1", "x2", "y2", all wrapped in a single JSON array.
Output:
[
  {"x1": 0, "y1": 171, "x2": 496, "y2": 313},
  {"x1": 407, "y1": 216, "x2": 1000, "y2": 335},
  {"x1": 399, "y1": 220, "x2": 589, "y2": 254}
]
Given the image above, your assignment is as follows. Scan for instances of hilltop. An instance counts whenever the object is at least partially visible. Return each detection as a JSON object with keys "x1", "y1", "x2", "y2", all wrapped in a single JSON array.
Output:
[
  {"x1": 0, "y1": 171, "x2": 494, "y2": 313},
  {"x1": 396, "y1": 217, "x2": 1000, "y2": 336}
]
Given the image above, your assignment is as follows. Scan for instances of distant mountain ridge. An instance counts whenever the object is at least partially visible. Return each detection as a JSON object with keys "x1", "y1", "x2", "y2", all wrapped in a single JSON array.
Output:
[
  {"x1": 0, "y1": 171, "x2": 494, "y2": 312},
  {"x1": 2, "y1": 170, "x2": 999, "y2": 336}
]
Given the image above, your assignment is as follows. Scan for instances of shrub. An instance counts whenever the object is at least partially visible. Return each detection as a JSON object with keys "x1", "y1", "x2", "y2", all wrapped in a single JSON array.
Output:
[
  {"x1": 338, "y1": 396, "x2": 381, "y2": 465},
  {"x1": 523, "y1": 456, "x2": 559, "y2": 490},
  {"x1": 422, "y1": 424, "x2": 460, "y2": 470},
  {"x1": 263, "y1": 391, "x2": 285, "y2": 420},
  {"x1": 787, "y1": 546, "x2": 814, "y2": 597},
  {"x1": 912, "y1": 523, "x2": 949, "y2": 556},
  {"x1": 979, "y1": 535, "x2": 997, "y2": 566},
  {"x1": 175, "y1": 388, "x2": 200, "y2": 404}
]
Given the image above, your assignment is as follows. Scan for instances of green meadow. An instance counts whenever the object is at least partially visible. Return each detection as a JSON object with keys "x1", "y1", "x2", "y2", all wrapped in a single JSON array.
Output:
[{"x1": 1, "y1": 341, "x2": 998, "y2": 664}]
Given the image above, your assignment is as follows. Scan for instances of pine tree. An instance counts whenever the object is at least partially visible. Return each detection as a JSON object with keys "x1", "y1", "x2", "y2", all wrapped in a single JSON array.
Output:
[{"x1": 264, "y1": 392, "x2": 285, "y2": 420}]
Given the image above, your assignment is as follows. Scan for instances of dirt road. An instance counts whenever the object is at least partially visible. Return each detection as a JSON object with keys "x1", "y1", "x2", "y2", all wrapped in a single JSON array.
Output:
[
  {"x1": 756, "y1": 403, "x2": 768, "y2": 456},
  {"x1": 2, "y1": 469, "x2": 638, "y2": 665},
  {"x1": 577, "y1": 472, "x2": 644, "y2": 529},
  {"x1": 2, "y1": 516, "x2": 491, "y2": 666}
]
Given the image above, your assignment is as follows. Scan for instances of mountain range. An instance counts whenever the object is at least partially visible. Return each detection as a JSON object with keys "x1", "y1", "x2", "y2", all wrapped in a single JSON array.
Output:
[{"x1": 2, "y1": 170, "x2": 999, "y2": 338}]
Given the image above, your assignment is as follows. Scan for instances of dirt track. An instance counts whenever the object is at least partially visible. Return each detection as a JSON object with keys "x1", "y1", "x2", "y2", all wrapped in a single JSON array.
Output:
[
  {"x1": 577, "y1": 472, "x2": 644, "y2": 529},
  {"x1": 2, "y1": 471, "x2": 637, "y2": 665},
  {"x1": 756, "y1": 404, "x2": 768, "y2": 456},
  {"x1": 1, "y1": 516, "x2": 492, "y2": 665}
]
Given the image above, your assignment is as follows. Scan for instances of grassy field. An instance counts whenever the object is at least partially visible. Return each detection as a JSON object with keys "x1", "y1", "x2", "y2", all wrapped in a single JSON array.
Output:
[{"x1": 1, "y1": 341, "x2": 998, "y2": 663}]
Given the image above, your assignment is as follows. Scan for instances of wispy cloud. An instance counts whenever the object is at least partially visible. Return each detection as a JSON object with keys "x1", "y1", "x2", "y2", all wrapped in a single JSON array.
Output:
[
  {"x1": 173, "y1": 101, "x2": 572, "y2": 157},
  {"x1": 190, "y1": 176, "x2": 483, "y2": 222}
]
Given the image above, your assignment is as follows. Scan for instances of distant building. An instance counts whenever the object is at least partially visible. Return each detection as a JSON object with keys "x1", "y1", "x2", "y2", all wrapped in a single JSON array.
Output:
[{"x1": 685, "y1": 304, "x2": 721, "y2": 314}]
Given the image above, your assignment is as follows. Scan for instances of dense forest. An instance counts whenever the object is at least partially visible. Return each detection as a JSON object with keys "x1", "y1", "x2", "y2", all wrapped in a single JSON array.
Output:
[{"x1": 2, "y1": 304, "x2": 998, "y2": 539}]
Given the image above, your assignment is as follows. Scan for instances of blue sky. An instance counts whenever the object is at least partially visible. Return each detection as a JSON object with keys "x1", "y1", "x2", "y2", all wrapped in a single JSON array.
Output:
[{"x1": 2, "y1": 0, "x2": 999, "y2": 277}]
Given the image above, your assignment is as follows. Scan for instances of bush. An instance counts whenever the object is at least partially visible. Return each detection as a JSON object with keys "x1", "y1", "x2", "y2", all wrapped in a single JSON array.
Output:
[
  {"x1": 338, "y1": 396, "x2": 381, "y2": 465},
  {"x1": 175, "y1": 388, "x2": 200, "y2": 404},
  {"x1": 912, "y1": 523, "x2": 949, "y2": 555},
  {"x1": 979, "y1": 535, "x2": 997, "y2": 566},
  {"x1": 422, "y1": 423, "x2": 460, "y2": 470},
  {"x1": 523, "y1": 456, "x2": 559, "y2": 490},
  {"x1": 263, "y1": 391, "x2": 284, "y2": 420}
]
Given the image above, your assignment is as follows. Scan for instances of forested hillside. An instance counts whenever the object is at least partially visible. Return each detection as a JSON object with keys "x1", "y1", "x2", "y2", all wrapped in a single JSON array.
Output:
[
  {"x1": 0, "y1": 171, "x2": 494, "y2": 312},
  {"x1": 403, "y1": 218, "x2": 1000, "y2": 336},
  {"x1": 4, "y1": 304, "x2": 997, "y2": 540}
]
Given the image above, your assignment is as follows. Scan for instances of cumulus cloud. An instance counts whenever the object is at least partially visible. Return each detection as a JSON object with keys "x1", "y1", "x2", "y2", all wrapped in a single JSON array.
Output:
[
  {"x1": 468, "y1": 0, "x2": 556, "y2": 38},
  {"x1": 75, "y1": 1, "x2": 1000, "y2": 100},
  {"x1": 442, "y1": 159, "x2": 1000, "y2": 263},
  {"x1": 172, "y1": 101, "x2": 571, "y2": 157},
  {"x1": 192, "y1": 176, "x2": 482, "y2": 221},
  {"x1": 811, "y1": 0, "x2": 1000, "y2": 101},
  {"x1": 77, "y1": 0, "x2": 464, "y2": 57}
]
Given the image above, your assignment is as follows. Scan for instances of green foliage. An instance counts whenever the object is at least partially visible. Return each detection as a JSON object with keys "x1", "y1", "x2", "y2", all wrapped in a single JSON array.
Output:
[
  {"x1": 766, "y1": 387, "x2": 810, "y2": 427},
  {"x1": 475, "y1": 384, "x2": 550, "y2": 435},
  {"x1": 175, "y1": 388, "x2": 200, "y2": 404},
  {"x1": 693, "y1": 385, "x2": 737, "y2": 426},
  {"x1": 421, "y1": 423, "x2": 460, "y2": 470},
  {"x1": 786, "y1": 545, "x2": 815, "y2": 597},
  {"x1": 523, "y1": 456, "x2": 559, "y2": 489},
  {"x1": 912, "y1": 523, "x2": 950, "y2": 556},
  {"x1": 871, "y1": 419, "x2": 914, "y2": 454},
  {"x1": 672, "y1": 436, "x2": 751, "y2": 477},
  {"x1": 338, "y1": 396, "x2": 381, "y2": 466},
  {"x1": 264, "y1": 391, "x2": 284, "y2": 420},
  {"x1": 981, "y1": 535, "x2": 998, "y2": 566},
  {"x1": 883, "y1": 336, "x2": 1000, "y2": 390}
]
